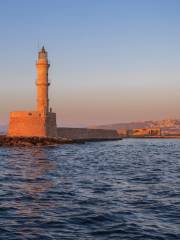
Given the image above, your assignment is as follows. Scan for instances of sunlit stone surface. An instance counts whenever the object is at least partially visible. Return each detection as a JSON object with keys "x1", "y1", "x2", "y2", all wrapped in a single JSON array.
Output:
[{"x1": 8, "y1": 47, "x2": 57, "y2": 137}]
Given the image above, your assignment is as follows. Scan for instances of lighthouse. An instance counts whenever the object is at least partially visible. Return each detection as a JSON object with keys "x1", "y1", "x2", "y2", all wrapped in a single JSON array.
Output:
[
  {"x1": 8, "y1": 47, "x2": 57, "y2": 137},
  {"x1": 36, "y1": 46, "x2": 50, "y2": 114}
]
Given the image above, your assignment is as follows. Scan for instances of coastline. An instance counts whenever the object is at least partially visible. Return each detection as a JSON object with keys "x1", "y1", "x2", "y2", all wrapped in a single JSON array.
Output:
[{"x1": 126, "y1": 136, "x2": 180, "y2": 139}]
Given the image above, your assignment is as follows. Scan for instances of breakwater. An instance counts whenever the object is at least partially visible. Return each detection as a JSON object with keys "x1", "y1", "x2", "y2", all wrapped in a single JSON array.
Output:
[
  {"x1": 0, "y1": 136, "x2": 83, "y2": 147},
  {"x1": 0, "y1": 136, "x2": 122, "y2": 147},
  {"x1": 57, "y1": 127, "x2": 119, "y2": 139}
]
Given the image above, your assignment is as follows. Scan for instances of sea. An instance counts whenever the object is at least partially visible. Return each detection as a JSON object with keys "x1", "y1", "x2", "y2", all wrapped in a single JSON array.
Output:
[{"x1": 0, "y1": 139, "x2": 180, "y2": 240}]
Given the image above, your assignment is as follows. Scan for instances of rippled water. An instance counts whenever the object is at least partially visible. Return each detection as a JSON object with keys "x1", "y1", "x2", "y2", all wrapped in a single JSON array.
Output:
[{"x1": 0, "y1": 139, "x2": 180, "y2": 239}]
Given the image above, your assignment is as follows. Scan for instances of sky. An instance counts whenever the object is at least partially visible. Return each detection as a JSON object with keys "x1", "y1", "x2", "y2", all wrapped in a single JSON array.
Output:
[{"x1": 0, "y1": 0, "x2": 180, "y2": 126}]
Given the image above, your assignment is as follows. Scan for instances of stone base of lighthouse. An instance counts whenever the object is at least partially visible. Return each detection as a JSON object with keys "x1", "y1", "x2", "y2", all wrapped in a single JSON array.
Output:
[{"x1": 8, "y1": 111, "x2": 57, "y2": 137}]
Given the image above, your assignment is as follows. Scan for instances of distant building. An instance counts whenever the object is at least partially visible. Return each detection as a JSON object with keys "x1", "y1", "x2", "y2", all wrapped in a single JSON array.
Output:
[
  {"x1": 161, "y1": 128, "x2": 180, "y2": 136},
  {"x1": 117, "y1": 129, "x2": 129, "y2": 137},
  {"x1": 128, "y1": 128, "x2": 161, "y2": 137},
  {"x1": 8, "y1": 47, "x2": 57, "y2": 137}
]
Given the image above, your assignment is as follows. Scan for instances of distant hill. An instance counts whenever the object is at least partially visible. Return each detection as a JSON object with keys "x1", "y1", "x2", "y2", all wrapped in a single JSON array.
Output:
[{"x1": 91, "y1": 119, "x2": 180, "y2": 130}]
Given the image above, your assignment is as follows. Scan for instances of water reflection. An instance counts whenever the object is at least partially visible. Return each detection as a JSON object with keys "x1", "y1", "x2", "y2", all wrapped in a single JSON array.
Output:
[{"x1": 1, "y1": 148, "x2": 57, "y2": 219}]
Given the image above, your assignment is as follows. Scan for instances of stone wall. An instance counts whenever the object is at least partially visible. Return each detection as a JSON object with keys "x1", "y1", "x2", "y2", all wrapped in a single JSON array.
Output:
[
  {"x1": 8, "y1": 111, "x2": 57, "y2": 137},
  {"x1": 57, "y1": 127, "x2": 119, "y2": 140},
  {"x1": 8, "y1": 112, "x2": 118, "y2": 139},
  {"x1": 8, "y1": 111, "x2": 46, "y2": 137},
  {"x1": 46, "y1": 112, "x2": 57, "y2": 137}
]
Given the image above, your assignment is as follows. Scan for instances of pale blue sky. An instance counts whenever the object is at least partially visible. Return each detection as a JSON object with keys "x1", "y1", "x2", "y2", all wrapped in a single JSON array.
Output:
[{"x1": 0, "y1": 0, "x2": 180, "y2": 126}]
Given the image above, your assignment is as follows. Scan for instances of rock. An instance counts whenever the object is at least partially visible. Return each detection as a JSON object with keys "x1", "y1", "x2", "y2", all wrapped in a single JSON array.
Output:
[{"x1": 0, "y1": 135, "x2": 121, "y2": 147}]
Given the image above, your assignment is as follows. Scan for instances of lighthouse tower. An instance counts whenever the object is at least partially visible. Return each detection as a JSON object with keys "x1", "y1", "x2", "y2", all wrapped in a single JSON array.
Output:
[
  {"x1": 36, "y1": 46, "x2": 50, "y2": 115},
  {"x1": 8, "y1": 47, "x2": 57, "y2": 137}
]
